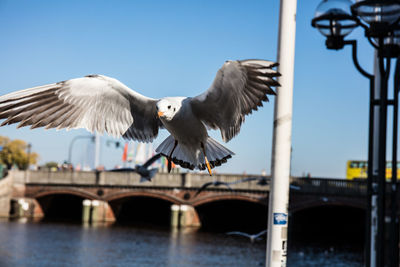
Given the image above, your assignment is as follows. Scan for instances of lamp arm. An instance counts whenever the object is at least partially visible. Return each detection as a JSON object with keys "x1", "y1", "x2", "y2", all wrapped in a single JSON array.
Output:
[
  {"x1": 344, "y1": 40, "x2": 373, "y2": 79},
  {"x1": 367, "y1": 37, "x2": 379, "y2": 50},
  {"x1": 354, "y1": 15, "x2": 369, "y2": 32},
  {"x1": 68, "y1": 135, "x2": 94, "y2": 164}
]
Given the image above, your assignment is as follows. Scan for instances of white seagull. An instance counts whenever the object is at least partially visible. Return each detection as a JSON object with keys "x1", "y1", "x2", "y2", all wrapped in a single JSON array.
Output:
[
  {"x1": 226, "y1": 229, "x2": 268, "y2": 243},
  {"x1": 0, "y1": 59, "x2": 280, "y2": 175}
]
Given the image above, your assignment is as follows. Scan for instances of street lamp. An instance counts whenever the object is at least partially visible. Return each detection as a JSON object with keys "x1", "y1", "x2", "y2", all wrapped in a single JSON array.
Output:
[
  {"x1": 311, "y1": 1, "x2": 400, "y2": 267},
  {"x1": 67, "y1": 135, "x2": 95, "y2": 168},
  {"x1": 312, "y1": 0, "x2": 359, "y2": 49}
]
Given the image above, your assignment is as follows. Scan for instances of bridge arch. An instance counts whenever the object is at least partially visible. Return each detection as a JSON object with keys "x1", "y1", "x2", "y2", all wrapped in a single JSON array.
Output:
[
  {"x1": 194, "y1": 196, "x2": 268, "y2": 232},
  {"x1": 191, "y1": 194, "x2": 267, "y2": 207},
  {"x1": 106, "y1": 191, "x2": 181, "y2": 226},
  {"x1": 290, "y1": 202, "x2": 366, "y2": 245},
  {"x1": 33, "y1": 189, "x2": 100, "y2": 200},
  {"x1": 34, "y1": 190, "x2": 96, "y2": 222},
  {"x1": 104, "y1": 191, "x2": 184, "y2": 204}
]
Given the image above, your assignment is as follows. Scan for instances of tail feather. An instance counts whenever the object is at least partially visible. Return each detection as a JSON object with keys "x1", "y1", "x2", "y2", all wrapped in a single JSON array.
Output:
[{"x1": 155, "y1": 135, "x2": 234, "y2": 171}]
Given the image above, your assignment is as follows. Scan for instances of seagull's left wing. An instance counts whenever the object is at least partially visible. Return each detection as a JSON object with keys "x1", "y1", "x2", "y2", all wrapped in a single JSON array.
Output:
[
  {"x1": 0, "y1": 75, "x2": 161, "y2": 142},
  {"x1": 190, "y1": 60, "x2": 280, "y2": 142},
  {"x1": 143, "y1": 153, "x2": 162, "y2": 168}
]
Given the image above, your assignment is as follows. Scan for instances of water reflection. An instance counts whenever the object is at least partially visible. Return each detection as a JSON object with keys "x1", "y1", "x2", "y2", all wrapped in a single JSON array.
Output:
[{"x1": 0, "y1": 220, "x2": 363, "y2": 267}]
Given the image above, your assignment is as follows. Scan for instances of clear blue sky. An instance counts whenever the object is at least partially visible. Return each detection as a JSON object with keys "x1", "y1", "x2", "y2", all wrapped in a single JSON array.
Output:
[{"x1": 0, "y1": 0, "x2": 378, "y2": 177}]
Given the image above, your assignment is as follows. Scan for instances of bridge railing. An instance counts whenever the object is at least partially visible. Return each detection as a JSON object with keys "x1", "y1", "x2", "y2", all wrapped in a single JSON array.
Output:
[{"x1": 291, "y1": 177, "x2": 367, "y2": 196}]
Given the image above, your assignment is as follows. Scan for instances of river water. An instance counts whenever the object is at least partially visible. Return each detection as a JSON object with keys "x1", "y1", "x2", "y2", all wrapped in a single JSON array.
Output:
[{"x1": 0, "y1": 220, "x2": 363, "y2": 267}]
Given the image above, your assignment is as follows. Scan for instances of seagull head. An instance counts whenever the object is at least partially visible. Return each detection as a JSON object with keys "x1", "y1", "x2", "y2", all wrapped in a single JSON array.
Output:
[{"x1": 156, "y1": 98, "x2": 182, "y2": 121}]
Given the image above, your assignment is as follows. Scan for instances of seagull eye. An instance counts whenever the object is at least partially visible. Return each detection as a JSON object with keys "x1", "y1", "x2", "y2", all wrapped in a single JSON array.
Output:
[
  {"x1": 173, "y1": 108, "x2": 176, "y2": 112},
  {"x1": 168, "y1": 105, "x2": 171, "y2": 109}
]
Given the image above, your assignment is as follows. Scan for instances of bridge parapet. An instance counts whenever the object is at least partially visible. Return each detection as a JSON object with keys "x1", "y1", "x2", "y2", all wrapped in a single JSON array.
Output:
[
  {"x1": 11, "y1": 170, "x2": 270, "y2": 191},
  {"x1": 11, "y1": 170, "x2": 376, "y2": 196}
]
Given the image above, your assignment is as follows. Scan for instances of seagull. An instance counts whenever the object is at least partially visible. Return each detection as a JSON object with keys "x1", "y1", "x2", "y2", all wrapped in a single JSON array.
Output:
[
  {"x1": 0, "y1": 59, "x2": 280, "y2": 175},
  {"x1": 109, "y1": 153, "x2": 161, "y2": 182},
  {"x1": 229, "y1": 176, "x2": 301, "y2": 190},
  {"x1": 134, "y1": 153, "x2": 161, "y2": 182},
  {"x1": 226, "y1": 229, "x2": 268, "y2": 243},
  {"x1": 194, "y1": 180, "x2": 234, "y2": 197},
  {"x1": 194, "y1": 176, "x2": 272, "y2": 196},
  {"x1": 229, "y1": 176, "x2": 270, "y2": 185}
]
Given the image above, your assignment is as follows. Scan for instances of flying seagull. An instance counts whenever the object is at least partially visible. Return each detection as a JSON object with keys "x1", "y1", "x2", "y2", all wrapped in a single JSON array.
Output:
[
  {"x1": 194, "y1": 180, "x2": 234, "y2": 197},
  {"x1": 109, "y1": 153, "x2": 161, "y2": 182},
  {"x1": 194, "y1": 176, "x2": 270, "y2": 196},
  {"x1": 226, "y1": 229, "x2": 268, "y2": 243},
  {"x1": 228, "y1": 176, "x2": 269, "y2": 185},
  {"x1": 134, "y1": 153, "x2": 161, "y2": 182},
  {"x1": 230, "y1": 176, "x2": 300, "y2": 189},
  {"x1": 0, "y1": 59, "x2": 280, "y2": 175}
]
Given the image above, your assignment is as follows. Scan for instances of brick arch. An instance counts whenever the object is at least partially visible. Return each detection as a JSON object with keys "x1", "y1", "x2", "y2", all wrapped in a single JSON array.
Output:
[
  {"x1": 191, "y1": 194, "x2": 267, "y2": 207},
  {"x1": 104, "y1": 191, "x2": 184, "y2": 204},
  {"x1": 33, "y1": 189, "x2": 99, "y2": 200},
  {"x1": 289, "y1": 197, "x2": 366, "y2": 213}
]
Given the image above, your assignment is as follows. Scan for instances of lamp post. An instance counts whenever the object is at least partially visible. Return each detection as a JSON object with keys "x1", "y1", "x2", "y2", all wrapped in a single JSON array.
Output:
[
  {"x1": 311, "y1": 1, "x2": 400, "y2": 266},
  {"x1": 67, "y1": 135, "x2": 96, "y2": 168}
]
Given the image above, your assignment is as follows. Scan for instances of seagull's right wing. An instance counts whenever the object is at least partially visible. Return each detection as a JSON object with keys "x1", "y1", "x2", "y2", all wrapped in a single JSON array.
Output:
[
  {"x1": 223, "y1": 183, "x2": 233, "y2": 191},
  {"x1": 0, "y1": 75, "x2": 161, "y2": 142},
  {"x1": 194, "y1": 182, "x2": 213, "y2": 197},
  {"x1": 228, "y1": 177, "x2": 259, "y2": 185},
  {"x1": 255, "y1": 229, "x2": 268, "y2": 238},
  {"x1": 190, "y1": 59, "x2": 280, "y2": 142}
]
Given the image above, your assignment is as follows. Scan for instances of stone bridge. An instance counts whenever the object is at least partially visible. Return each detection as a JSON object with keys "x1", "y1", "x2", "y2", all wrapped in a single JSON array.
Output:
[{"x1": 1, "y1": 170, "x2": 380, "y2": 240}]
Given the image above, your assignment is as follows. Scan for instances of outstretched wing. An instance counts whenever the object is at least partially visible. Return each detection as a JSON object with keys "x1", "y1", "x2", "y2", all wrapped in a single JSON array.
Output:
[
  {"x1": 226, "y1": 231, "x2": 251, "y2": 238},
  {"x1": 228, "y1": 177, "x2": 260, "y2": 185},
  {"x1": 194, "y1": 182, "x2": 213, "y2": 197},
  {"x1": 0, "y1": 75, "x2": 161, "y2": 142},
  {"x1": 190, "y1": 59, "x2": 280, "y2": 142},
  {"x1": 217, "y1": 181, "x2": 233, "y2": 191},
  {"x1": 143, "y1": 153, "x2": 162, "y2": 168},
  {"x1": 255, "y1": 229, "x2": 268, "y2": 238}
]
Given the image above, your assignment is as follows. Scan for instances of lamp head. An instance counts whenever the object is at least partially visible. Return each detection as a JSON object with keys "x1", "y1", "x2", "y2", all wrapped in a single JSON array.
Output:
[
  {"x1": 312, "y1": 0, "x2": 359, "y2": 49},
  {"x1": 352, "y1": 0, "x2": 400, "y2": 37}
]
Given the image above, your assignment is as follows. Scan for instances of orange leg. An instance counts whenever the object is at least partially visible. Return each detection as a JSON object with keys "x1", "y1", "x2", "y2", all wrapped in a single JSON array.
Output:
[
  {"x1": 168, "y1": 140, "x2": 178, "y2": 173},
  {"x1": 201, "y1": 142, "x2": 212, "y2": 176}
]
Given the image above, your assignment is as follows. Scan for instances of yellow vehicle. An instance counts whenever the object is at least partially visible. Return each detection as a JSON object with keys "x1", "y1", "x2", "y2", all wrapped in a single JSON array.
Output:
[{"x1": 346, "y1": 160, "x2": 400, "y2": 180}]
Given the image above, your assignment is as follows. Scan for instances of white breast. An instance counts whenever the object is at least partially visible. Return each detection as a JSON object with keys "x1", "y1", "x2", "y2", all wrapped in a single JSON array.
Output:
[{"x1": 161, "y1": 101, "x2": 208, "y2": 145}]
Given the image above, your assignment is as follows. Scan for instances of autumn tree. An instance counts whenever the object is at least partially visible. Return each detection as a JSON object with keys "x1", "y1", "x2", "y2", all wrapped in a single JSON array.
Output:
[
  {"x1": 43, "y1": 161, "x2": 58, "y2": 170},
  {"x1": 0, "y1": 136, "x2": 39, "y2": 170}
]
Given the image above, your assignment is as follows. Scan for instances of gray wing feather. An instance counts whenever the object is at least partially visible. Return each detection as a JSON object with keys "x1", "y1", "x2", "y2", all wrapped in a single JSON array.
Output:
[
  {"x1": 0, "y1": 75, "x2": 161, "y2": 142},
  {"x1": 190, "y1": 59, "x2": 280, "y2": 142}
]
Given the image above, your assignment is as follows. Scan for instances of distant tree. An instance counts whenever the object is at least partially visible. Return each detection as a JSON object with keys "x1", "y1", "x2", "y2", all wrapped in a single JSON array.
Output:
[
  {"x1": 0, "y1": 136, "x2": 39, "y2": 170},
  {"x1": 43, "y1": 161, "x2": 59, "y2": 170}
]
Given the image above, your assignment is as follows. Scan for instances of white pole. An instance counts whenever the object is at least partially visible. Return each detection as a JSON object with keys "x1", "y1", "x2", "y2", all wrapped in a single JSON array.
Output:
[
  {"x1": 266, "y1": 0, "x2": 297, "y2": 266},
  {"x1": 369, "y1": 50, "x2": 380, "y2": 267}
]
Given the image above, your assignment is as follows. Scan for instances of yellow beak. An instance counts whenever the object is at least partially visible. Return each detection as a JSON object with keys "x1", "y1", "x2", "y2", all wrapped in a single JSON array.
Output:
[{"x1": 158, "y1": 111, "x2": 164, "y2": 117}]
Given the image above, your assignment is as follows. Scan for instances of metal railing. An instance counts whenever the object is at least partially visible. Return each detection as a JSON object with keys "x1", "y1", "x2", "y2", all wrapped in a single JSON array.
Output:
[
  {"x1": 12, "y1": 170, "x2": 377, "y2": 196},
  {"x1": 291, "y1": 177, "x2": 367, "y2": 196}
]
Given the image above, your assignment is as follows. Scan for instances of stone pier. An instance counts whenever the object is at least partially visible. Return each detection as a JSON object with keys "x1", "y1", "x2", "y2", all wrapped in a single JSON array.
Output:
[
  {"x1": 170, "y1": 204, "x2": 201, "y2": 228},
  {"x1": 0, "y1": 174, "x2": 12, "y2": 218},
  {"x1": 10, "y1": 197, "x2": 44, "y2": 219},
  {"x1": 82, "y1": 199, "x2": 115, "y2": 223}
]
